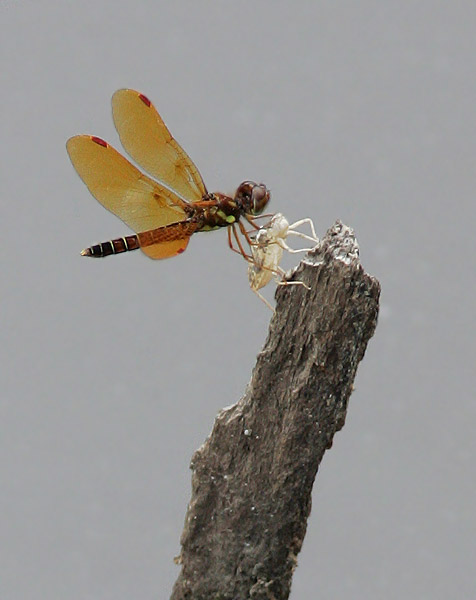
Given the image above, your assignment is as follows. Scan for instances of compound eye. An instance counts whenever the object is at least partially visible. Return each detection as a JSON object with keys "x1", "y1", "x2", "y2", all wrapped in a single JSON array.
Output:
[
  {"x1": 251, "y1": 185, "x2": 269, "y2": 215},
  {"x1": 236, "y1": 181, "x2": 253, "y2": 197}
]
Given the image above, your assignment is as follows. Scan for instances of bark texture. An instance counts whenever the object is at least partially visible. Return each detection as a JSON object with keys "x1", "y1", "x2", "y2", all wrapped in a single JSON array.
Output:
[{"x1": 171, "y1": 221, "x2": 380, "y2": 600}]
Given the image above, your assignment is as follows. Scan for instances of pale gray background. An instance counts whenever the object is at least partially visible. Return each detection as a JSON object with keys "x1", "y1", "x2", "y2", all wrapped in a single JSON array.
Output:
[{"x1": 1, "y1": 1, "x2": 475, "y2": 599}]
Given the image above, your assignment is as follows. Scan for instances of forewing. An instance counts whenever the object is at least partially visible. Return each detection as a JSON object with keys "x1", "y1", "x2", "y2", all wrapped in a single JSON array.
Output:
[
  {"x1": 66, "y1": 135, "x2": 187, "y2": 233},
  {"x1": 111, "y1": 89, "x2": 207, "y2": 203}
]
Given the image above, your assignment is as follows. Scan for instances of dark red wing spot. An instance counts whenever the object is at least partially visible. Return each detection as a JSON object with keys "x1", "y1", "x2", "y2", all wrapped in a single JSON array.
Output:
[
  {"x1": 91, "y1": 136, "x2": 108, "y2": 148},
  {"x1": 138, "y1": 93, "x2": 151, "y2": 107},
  {"x1": 177, "y1": 247, "x2": 186, "y2": 254}
]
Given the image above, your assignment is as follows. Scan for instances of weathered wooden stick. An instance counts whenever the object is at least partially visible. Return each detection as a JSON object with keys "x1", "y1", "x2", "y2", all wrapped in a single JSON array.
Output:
[{"x1": 171, "y1": 221, "x2": 380, "y2": 600}]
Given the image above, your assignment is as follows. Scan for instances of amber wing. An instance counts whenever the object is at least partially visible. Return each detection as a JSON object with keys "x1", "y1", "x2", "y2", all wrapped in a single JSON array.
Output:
[
  {"x1": 112, "y1": 89, "x2": 207, "y2": 203},
  {"x1": 66, "y1": 135, "x2": 192, "y2": 259}
]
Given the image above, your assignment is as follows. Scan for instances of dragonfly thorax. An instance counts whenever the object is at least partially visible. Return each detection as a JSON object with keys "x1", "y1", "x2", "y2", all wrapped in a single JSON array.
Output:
[
  {"x1": 196, "y1": 182, "x2": 270, "y2": 232},
  {"x1": 195, "y1": 193, "x2": 241, "y2": 231}
]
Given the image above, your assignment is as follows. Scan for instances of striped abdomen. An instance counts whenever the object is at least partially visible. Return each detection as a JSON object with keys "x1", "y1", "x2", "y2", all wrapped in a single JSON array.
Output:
[
  {"x1": 81, "y1": 234, "x2": 140, "y2": 257},
  {"x1": 80, "y1": 219, "x2": 200, "y2": 258}
]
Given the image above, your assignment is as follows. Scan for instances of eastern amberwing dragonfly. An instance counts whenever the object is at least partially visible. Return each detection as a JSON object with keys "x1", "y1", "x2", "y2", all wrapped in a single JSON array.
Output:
[{"x1": 67, "y1": 89, "x2": 270, "y2": 259}]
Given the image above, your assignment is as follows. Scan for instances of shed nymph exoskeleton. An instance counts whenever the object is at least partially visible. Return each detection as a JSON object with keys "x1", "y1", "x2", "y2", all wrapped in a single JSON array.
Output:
[{"x1": 247, "y1": 213, "x2": 319, "y2": 310}]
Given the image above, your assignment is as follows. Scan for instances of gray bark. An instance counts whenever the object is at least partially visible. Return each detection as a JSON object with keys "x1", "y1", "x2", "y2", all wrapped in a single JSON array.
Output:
[{"x1": 171, "y1": 221, "x2": 380, "y2": 600}]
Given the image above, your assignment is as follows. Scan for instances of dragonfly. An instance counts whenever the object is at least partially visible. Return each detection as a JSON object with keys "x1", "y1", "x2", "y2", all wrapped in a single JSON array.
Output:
[
  {"x1": 247, "y1": 213, "x2": 319, "y2": 310},
  {"x1": 66, "y1": 89, "x2": 270, "y2": 260}
]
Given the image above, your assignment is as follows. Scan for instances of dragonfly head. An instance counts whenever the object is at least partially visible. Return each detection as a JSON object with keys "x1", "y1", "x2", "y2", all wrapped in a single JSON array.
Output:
[{"x1": 235, "y1": 181, "x2": 270, "y2": 216}]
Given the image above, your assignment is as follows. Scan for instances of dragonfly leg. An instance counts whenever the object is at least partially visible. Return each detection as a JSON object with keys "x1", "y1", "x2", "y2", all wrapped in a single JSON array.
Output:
[
  {"x1": 244, "y1": 214, "x2": 262, "y2": 231},
  {"x1": 229, "y1": 224, "x2": 254, "y2": 261},
  {"x1": 228, "y1": 225, "x2": 246, "y2": 257},
  {"x1": 239, "y1": 219, "x2": 259, "y2": 246}
]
